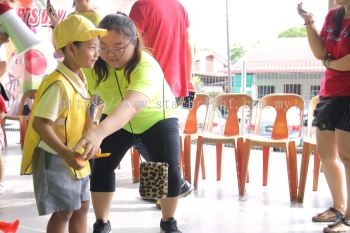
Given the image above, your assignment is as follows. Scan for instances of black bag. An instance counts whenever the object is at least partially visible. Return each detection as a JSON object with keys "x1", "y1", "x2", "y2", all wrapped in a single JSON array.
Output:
[{"x1": 139, "y1": 161, "x2": 169, "y2": 199}]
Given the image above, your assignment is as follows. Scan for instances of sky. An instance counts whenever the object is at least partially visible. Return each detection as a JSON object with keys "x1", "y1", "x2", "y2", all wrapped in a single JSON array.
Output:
[{"x1": 180, "y1": 0, "x2": 328, "y2": 56}]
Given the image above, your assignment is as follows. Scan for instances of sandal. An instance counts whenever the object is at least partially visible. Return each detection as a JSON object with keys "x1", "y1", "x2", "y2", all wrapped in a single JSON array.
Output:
[
  {"x1": 323, "y1": 217, "x2": 350, "y2": 233},
  {"x1": 312, "y1": 207, "x2": 344, "y2": 222}
]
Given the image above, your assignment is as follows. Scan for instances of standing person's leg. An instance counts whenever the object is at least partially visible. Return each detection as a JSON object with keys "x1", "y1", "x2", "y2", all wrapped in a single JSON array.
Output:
[
  {"x1": 69, "y1": 176, "x2": 90, "y2": 233},
  {"x1": 323, "y1": 99, "x2": 350, "y2": 233},
  {"x1": 90, "y1": 127, "x2": 134, "y2": 233},
  {"x1": 337, "y1": 130, "x2": 350, "y2": 216},
  {"x1": 313, "y1": 129, "x2": 345, "y2": 221},
  {"x1": 47, "y1": 211, "x2": 73, "y2": 233},
  {"x1": 140, "y1": 118, "x2": 182, "y2": 231},
  {"x1": 69, "y1": 200, "x2": 89, "y2": 233},
  {"x1": 312, "y1": 97, "x2": 346, "y2": 223}
]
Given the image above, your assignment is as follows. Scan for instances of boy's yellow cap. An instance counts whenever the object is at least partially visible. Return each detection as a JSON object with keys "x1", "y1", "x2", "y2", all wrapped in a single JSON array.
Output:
[{"x1": 53, "y1": 15, "x2": 107, "y2": 50}]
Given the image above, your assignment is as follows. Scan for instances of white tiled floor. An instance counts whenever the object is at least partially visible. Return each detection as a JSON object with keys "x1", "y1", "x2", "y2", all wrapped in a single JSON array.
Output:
[{"x1": 1, "y1": 130, "x2": 334, "y2": 233}]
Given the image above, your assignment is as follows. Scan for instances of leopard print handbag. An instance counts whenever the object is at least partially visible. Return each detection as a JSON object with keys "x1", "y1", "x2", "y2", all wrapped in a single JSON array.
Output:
[{"x1": 139, "y1": 161, "x2": 169, "y2": 199}]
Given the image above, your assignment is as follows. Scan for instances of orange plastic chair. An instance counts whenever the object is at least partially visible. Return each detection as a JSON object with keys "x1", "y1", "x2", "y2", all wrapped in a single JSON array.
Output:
[
  {"x1": 3, "y1": 90, "x2": 36, "y2": 149},
  {"x1": 297, "y1": 95, "x2": 320, "y2": 203},
  {"x1": 0, "y1": 219, "x2": 19, "y2": 233},
  {"x1": 193, "y1": 93, "x2": 253, "y2": 190},
  {"x1": 239, "y1": 93, "x2": 304, "y2": 201},
  {"x1": 130, "y1": 93, "x2": 210, "y2": 184},
  {"x1": 180, "y1": 93, "x2": 210, "y2": 183}
]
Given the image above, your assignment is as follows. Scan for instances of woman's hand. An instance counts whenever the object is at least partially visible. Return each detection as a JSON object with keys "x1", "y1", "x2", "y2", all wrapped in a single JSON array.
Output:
[
  {"x1": 297, "y1": 2, "x2": 313, "y2": 22},
  {"x1": 74, "y1": 128, "x2": 104, "y2": 160},
  {"x1": 46, "y1": 0, "x2": 58, "y2": 27}
]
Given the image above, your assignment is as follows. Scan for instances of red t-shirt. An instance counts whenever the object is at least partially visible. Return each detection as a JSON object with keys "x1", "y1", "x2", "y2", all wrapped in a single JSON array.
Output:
[
  {"x1": 320, "y1": 7, "x2": 350, "y2": 97},
  {"x1": 130, "y1": 0, "x2": 190, "y2": 97},
  {"x1": 0, "y1": 95, "x2": 6, "y2": 113}
]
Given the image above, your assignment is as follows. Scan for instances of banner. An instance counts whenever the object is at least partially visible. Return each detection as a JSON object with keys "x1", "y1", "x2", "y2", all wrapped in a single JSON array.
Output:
[{"x1": 2, "y1": 0, "x2": 71, "y2": 114}]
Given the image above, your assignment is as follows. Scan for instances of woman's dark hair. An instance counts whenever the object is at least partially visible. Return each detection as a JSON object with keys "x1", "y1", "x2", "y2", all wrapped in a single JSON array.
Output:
[
  {"x1": 94, "y1": 12, "x2": 144, "y2": 86},
  {"x1": 332, "y1": 6, "x2": 346, "y2": 38}
]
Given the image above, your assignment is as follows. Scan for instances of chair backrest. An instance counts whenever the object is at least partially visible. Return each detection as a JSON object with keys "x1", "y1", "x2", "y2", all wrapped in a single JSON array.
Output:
[
  {"x1": 183, "y1": 93, "x2": 210, "y2": 134},
  {"x1": 305, "y1": 95, "x2": 320, "y2": 139},
  {"x1": 14, "y1": 90, "x2": 36, "y2": 116},
  {"x1": 254, "y1": 93, "x2": 304, "y2": 139},
  {"x1": 208, "y1": 93, "x2": 253, "y2": 136}
]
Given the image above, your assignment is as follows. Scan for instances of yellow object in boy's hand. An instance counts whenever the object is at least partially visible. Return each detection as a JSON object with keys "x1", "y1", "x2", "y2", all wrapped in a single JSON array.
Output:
[
  {"x1": 75, "y1": 147, "x2": 111, "y2": 158},
  {"x1": 95, "y1": 153, "x2": 111, "y2": 158}
]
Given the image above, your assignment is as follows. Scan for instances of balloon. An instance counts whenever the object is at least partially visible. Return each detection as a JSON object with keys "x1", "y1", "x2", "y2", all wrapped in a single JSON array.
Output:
[{"x1": 24, "y1": 49, "x2": 47, "y2": 75}]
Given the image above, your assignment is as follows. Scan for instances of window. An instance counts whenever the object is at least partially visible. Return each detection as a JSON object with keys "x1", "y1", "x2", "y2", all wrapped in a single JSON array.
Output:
[
  {"x1": 258, "y1": 86, "x2": 275, "y2": 99},
  {"x1": 310, "y1": 85, "x2": 320, "y2": 97},
  {"x1": 284, "y1": 84, "x2": 301, "y2": 95}
]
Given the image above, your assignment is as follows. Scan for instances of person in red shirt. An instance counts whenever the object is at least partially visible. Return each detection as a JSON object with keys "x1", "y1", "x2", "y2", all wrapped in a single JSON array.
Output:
[
  {"x1": 298, "y1": 2, "x2": 350, "y2": 232},
  {"x1": 129, "y1": 0, "x2": 195, "y2": 104}
]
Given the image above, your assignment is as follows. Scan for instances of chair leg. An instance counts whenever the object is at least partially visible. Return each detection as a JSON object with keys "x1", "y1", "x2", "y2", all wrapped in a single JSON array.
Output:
[
  {"x1": 235, "y1": 138, "x2": 243, "y2": 189},
  {"x1": 179, "y1": 136, "x2": 184, "y2": 176},
  {"x1": 194, "y1": 136, "x2": 203, "y2": 190},
  {"x1": 216, "y1": 143, "x2": 223, "y2": 181},
  {"x1": 131, "y1": 148, "x2": 140, "y2": 183},
  {"x1": 313, "y1": 151, "x2": 321, "y2": 191},
  {"x1": 297, "y1": 142, "x2": 311, "y2": 203},
  {"x1": 19, "y1": 116, "x2": 27, "y2": 150},
  {"x1": 183, "y1": 135, "x2": 192, "y2": 183},
  {"x1": 239, "y1": 139, "x2": 251, "y2": 196},
  {"x1": 287, "y1": 141, "x2": 298, "y2": 201},
  {"x1": 201, "y1": 149, "x2": 206, "y2": 179},
  {"x1": 262, "y1": 146, "x2": 270, "y2": 186}
]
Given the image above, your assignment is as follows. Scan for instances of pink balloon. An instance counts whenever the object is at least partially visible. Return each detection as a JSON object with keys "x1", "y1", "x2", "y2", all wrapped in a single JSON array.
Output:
[{"x1": 24, "y1": 49, "x2": 47, "y2": 75}]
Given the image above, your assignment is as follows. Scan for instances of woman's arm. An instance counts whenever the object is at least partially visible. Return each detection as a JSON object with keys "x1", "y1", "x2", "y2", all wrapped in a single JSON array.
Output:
[
  {"x1": 324, "y1": 55, "x2": 350, "y2": 71},
  {"x1": 33, "y1": 117, "x2": 85, "y2": 170},
  {"x1": 297, "y1": 3, "x2": 327, "y2": 60},
  {"x1": 76, "y1": 90, "x2": 150, "y2": 159}
]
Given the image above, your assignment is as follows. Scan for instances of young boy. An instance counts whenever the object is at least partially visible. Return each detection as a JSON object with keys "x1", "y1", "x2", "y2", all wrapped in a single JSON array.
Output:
[{"x1": 21, "y1": 15, "x2": 106, "y2": 233}]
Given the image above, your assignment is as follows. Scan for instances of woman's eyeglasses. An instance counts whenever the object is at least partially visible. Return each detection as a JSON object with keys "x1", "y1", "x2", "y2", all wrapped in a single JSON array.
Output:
[{"x1": 99, "y1": 39, "x2": 133, "y2": 57}]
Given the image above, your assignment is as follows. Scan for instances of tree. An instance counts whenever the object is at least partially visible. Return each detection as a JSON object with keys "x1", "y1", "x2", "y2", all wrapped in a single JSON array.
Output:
[
  {"x1": 278, "y1": 27, "x2": 307, "y2": 38},
  {"x1": 230, "y1": 44, "x2": 245, "y2": 63}
]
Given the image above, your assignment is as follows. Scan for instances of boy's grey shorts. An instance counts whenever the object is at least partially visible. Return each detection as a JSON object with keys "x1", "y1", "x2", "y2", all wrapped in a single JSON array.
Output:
[{"x1": 32, "y1": 147, "x2": 90, "y2": 216}]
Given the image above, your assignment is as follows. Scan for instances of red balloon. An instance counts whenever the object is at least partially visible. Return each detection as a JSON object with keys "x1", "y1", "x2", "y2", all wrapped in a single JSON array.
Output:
[
  {"x1": 24, "y1": 49, "x2": 47, "y2": 75},
  {"x1": 18, "y1": 0, "x2": 34, "y2": 6}
]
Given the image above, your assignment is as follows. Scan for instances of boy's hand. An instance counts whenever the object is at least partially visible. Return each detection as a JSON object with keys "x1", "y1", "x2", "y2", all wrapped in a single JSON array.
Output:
[
  {"x1": 0, "y1": 112, "x2": 5, "y2": 120},
  {"x1": 62, "y1": 150, "x2": 86, "y2": 170}
]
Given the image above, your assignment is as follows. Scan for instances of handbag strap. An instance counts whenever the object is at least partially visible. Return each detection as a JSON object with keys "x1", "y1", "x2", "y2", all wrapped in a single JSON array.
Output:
[{"x1": 114, "y1": 69, "x2": 167, "y2": 162}]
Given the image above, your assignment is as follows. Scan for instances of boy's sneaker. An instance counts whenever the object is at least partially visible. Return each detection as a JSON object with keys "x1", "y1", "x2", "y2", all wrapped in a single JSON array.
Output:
[
  {"x1": 179, "y1": 179, "x2": 192, "y2": 198},
  {"x1": 93, "y1": 220, "x2": 111, "y2": 233},
  {"x1": 160, "y1": 217, "x2": 182, "y2": 233},
  {"x1": 0, "y1": 181, "x2": 4, "y2": 194}
]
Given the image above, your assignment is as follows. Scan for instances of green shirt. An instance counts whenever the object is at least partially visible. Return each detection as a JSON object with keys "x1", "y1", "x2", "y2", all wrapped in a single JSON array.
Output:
[{"x1": 90, "y1": 51, "x2": 176, "y2": 134}]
